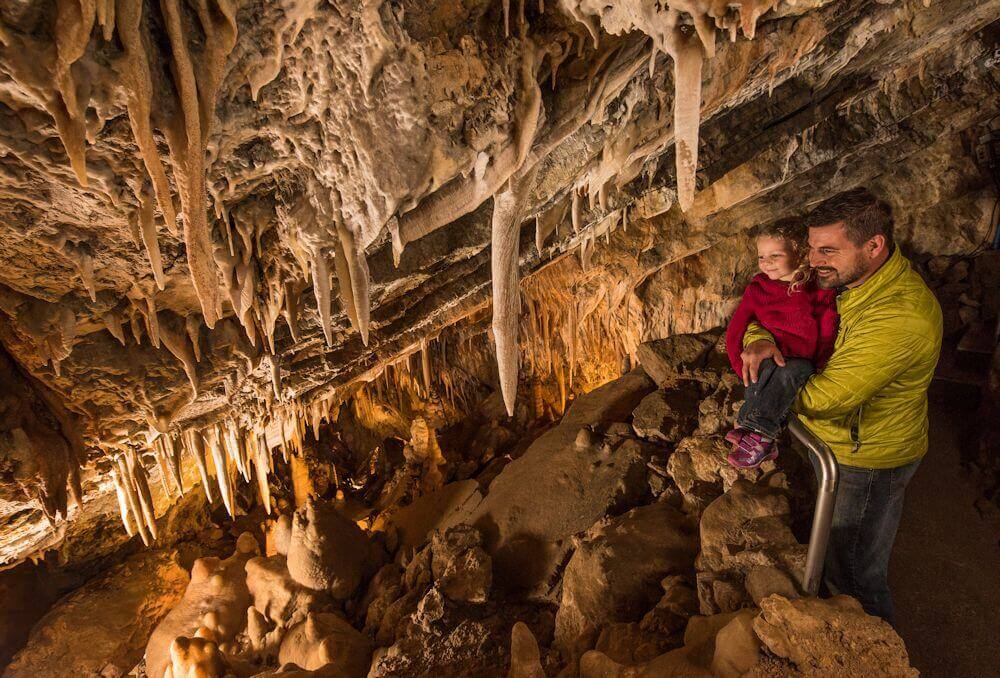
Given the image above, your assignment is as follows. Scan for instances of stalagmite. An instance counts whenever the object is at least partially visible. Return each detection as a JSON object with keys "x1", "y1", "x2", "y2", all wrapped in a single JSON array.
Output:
[
  {"x1": 186, "y1": 429, "x2": 214, "y2": 503},
  {"x1": 491, "y1": 165, "x2": 538, "y2": 417}
]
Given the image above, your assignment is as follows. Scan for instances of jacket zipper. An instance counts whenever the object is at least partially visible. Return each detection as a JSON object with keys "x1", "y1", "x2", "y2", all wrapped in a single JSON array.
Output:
[{"x1": 850, "y1": 404, "x2": 863, "y2": 452}]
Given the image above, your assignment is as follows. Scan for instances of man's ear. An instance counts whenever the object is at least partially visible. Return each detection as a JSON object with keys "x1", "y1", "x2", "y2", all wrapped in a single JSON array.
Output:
[{"x1": 867, "y1": 234, "x2": 887, "y2": 257}]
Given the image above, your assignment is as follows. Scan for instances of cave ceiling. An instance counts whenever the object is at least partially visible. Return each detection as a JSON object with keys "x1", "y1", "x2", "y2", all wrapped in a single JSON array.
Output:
[{"x1": 0, "y1": 0, "x2": 997, "y2": 565}]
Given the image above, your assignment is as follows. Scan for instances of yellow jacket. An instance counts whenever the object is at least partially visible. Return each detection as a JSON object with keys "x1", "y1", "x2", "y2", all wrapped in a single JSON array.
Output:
[{"x1": 744, "y1": 247, "x2": 942, "y2": 468}]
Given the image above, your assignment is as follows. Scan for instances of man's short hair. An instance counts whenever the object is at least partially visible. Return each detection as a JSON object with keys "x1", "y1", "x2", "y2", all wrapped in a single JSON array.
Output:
[{"x1": 805, "y1": 188, "x2": 894, "y2": 249}]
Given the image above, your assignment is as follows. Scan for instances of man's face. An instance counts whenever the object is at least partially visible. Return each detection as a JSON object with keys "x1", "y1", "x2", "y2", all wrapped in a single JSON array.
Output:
[{"x1": 808, "y1": 222, "x2": 876, "y2": 289}]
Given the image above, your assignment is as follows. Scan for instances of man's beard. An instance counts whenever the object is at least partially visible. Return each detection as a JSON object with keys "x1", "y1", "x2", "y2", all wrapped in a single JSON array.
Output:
[{"x1": 815, "y1": 255, "x2": 867, "y2": 289}]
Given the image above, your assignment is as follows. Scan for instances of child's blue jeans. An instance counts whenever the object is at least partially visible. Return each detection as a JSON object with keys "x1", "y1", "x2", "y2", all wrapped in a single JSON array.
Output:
[{"x1": 736, "y1": 357, "x2": 815, "y2": 438}]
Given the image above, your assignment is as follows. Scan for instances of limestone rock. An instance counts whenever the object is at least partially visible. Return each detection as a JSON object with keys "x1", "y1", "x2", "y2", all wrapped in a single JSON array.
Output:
[
  {"x1": 4, "y1": 551, "x2": 188, "y2": 677},
  {"x1": 630, "y1": 384, "x2": 701, "y2": 443},
  {"x1": 697, "y1": 480, "x2": 805, "y2": 614},
  {"x1": 508, "y1": 622, "x2": 546, "y2": 678},
  {"x1": 163, "y1": 636, "x2": 232, "y2": 677},
  {"x1": 430, "y1": 524, "x2": 492, "y2": 604},
  {"x1": 666, "y1": 435, "x2": 772, "y2": 515},
  {"x1": 287, "y1": 499, "x2": 373, "y2": 598},
  {"x1": 464, "y1": 371, "x2": 654, "y2": 596},
  {"x1": 635, "y1": 330, "x2": 723, "y2": 389},
  {"x1": 278, "y1": 612, "x2": 373, "y2": 676},
  {"x1": 752, "y1": 595, "x2": 918, "y2": 676},
  {"x1": 146, "y1": 533, "x2": 261, "y2": 678},
  {"x1": 246, "y1": 554, "x2": 321, "y2": 628},
  {"x1": 554, "y1": 501, "x2": 699, "y2": 652}
]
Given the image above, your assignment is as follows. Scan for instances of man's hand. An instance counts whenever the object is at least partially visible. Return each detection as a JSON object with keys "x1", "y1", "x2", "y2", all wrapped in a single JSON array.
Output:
[{"x1": 740, "y1": 340, "x2": 785, "y2": 387}]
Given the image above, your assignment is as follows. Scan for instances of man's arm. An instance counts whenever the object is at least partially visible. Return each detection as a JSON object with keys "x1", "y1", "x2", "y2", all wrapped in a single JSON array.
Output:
[{"x1": 794, "y1": 312, "x2": 922, "y2": 419}]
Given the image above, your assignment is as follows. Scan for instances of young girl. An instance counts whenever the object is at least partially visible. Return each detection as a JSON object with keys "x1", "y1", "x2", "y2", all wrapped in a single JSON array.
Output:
[{"x1": 724, "y1": 219, "x2": 839, "y2": 468}]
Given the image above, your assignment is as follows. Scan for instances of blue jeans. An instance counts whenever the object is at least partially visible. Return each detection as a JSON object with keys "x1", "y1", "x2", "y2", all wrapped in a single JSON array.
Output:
[
  {"x1": 737, "y1": 358, "x2": 814, "y2": 438},
  {"x1": 810, "y1": 456, "x2": 921, "y2": 625}
]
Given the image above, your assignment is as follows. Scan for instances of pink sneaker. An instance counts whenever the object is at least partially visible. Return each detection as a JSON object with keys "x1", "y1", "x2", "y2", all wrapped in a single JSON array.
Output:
[
  {"x1": 725, "y1": 427, "x2": 743, "y2": 447},
  {"x1": 727, "y1": 431, "x2": 777, "y2": 469}
]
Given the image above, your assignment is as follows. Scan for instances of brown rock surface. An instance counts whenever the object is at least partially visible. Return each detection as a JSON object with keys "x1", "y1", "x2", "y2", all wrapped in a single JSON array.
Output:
[{"x1": 4, "y1": 550, "x2": 188, "y2": 677}]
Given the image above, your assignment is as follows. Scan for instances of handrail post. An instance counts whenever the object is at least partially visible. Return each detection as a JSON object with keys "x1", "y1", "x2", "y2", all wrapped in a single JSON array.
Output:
[{"x1": 787, "y1": 415, "x2": 839, "y2": 597}]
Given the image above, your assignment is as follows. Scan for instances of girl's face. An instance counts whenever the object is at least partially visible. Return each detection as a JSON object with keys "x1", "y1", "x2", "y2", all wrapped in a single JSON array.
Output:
[{"x1": 757, "y1": 236, "x2": 797, "y2": 281}]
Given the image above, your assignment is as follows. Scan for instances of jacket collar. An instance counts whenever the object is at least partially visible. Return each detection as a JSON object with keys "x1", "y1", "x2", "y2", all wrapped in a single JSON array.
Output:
[{"x1": 837, "y1": 245, "x2": 908, "y2": 311}]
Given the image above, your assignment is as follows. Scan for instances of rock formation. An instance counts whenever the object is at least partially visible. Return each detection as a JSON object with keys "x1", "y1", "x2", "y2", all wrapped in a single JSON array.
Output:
[{"x1": 0, "y1": 0, "x2": 996, "y2": 674}]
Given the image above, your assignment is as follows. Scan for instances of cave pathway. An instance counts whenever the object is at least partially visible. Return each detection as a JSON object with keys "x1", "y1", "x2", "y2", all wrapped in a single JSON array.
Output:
[{"x1": 890, "y1": 380, "x2": 1000, "y2": 678}]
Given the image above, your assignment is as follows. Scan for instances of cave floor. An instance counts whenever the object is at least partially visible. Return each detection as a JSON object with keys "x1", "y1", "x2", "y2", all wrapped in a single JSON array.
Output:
[{"x1": 891, "y1": 380, "x2": 1000, "y2": 678}]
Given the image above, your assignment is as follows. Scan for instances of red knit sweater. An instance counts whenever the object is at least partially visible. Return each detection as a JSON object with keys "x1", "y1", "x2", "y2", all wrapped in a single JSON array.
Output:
[{"x1": 726, "y1": 274, "x2": 839, "y2": 374}]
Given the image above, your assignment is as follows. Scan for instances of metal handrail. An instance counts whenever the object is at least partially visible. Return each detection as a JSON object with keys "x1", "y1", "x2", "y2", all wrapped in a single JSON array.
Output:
[{"x1": 787, "y1": 415, "x2": 839, "y2": 597}]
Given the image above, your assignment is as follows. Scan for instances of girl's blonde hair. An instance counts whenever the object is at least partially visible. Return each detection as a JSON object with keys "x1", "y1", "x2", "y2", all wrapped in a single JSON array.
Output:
[{"x1": 757, "y1": 218, "x2": 812, "y2": 293}]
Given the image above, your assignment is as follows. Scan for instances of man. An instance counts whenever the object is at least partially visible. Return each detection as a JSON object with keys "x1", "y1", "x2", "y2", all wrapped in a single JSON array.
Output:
[{"x1": 741, "y1": 188, "x2": 942, "y2": 624}]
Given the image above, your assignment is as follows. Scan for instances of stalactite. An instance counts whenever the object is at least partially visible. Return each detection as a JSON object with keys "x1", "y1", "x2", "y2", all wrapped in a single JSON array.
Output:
[
  {"x1": 117, "y1": 0, "x2": 178, "y2": 235},
  {"x1": 251, "y1": 432, "x2": 271, "y2": 514},
  {"x1": 420, "y1": 337, "x2": 432, "y2": 395},
  {"x1": 491, "y1": 164, "x2": 538, "y2": 417},
  {"x1": 159, "y1": 0, "x2": 238, "y2": 328},
  {"x1": 115, "y1": 454, "x2": 149, "y2": 545},
  {"x1": 282, "y1": 280, "x2": 303, "y2": 342},
  {"x1": 153, "y1": 436, "x2": 174, "y2": 498},
  {"x1": 163, "y1": 433, "x2": 184, "y2": 496},
  {"x1": 159, "y1": 312, "x2": 200, "y2": 397},
  {"x1": 664, "y1": 16, "x2": 705, "y2": 213},
  {"x1": 138, "y1": 184, "x2": 166, "y2": 291},
  {"x1": 185, "y1": 315, "x2": 202, "y2": 362},
  {"x1": 102, "y1": 310, "x2": 127, "y2": 346},
  {"x1": 110, "y1": 465, "x2": 136, "y2": 537},
  {"x1": 128, "y1": 448, "x2": 158, "y2": 541},
  {"x1": 310, "y1": 250, "x2": 334, "y2": 347},
  {"x1": 185, "y1": 429, "x2": 214, "y2": 502},
  {"x1": 206, "y1": 425, "x2": 235, "y2": 518}
]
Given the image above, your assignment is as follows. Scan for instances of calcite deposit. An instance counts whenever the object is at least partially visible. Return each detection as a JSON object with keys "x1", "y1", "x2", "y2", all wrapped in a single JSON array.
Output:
[{"x1": 0, "y1": 0, "x2": 997, "y2": 675}]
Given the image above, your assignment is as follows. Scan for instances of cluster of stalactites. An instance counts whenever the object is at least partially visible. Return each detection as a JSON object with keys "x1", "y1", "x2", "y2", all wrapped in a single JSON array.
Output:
[{"x1": 561, "y1": 0, "x2": 778, "y2": 212}]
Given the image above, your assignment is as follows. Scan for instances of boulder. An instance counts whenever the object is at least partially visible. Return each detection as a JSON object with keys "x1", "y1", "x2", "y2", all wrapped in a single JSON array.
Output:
[
  {"x1": 752, "y1": 595, "x2": 918, "y2": 676},
  {"x1": 630, "y1": 384, "x2": 701, "y2": 443},
  {"x1": 382, "y1": 480, "x2": 484, "y2": 553},
  {"x1": 666, "y1": 436, "x2": 775, "y2": 515},
  {"x1": 554, "y1": 501, "x2": 699, "y2": 652},
  {"x1": 695, "y1": 374, "x2": 742, "y2": 436},
  {"x1": 578, "y1": 608, "x2": 758, "y2": 678},
  {"x1": 430, "y1": 524, "x2": 492, "y2": 603},
  {"x1": 145, "y1": 533, "x2": 260, "y2": 678},
  {"x1": 635, "y1": 330, "x2": 723, "y2": 390},
  {"x1": 508, "y1": 622, "x2": 546, "y2": 678},
  {"x1": 287, "y1": 499, "x2": 373, "y2": 598},
  {"x1": 465, "y1": 370, "x2": 655, "y2": 596},
  {"x1": 697, "y1": 480, "x2": 805, "y2": 614},
  {"x1": 278, "y1": 612, "x2": 373, "y2": 676},
  {"x1": 4, "y1": 551, "x2": 188, "y2": 677}
]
